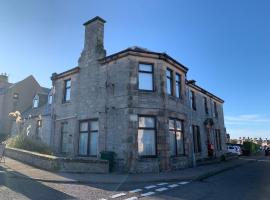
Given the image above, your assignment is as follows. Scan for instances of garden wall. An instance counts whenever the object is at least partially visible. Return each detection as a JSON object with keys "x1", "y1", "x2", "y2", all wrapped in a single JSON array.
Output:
[{"x1": 5, "y1": 147, "x2": 109, "y2": 173}]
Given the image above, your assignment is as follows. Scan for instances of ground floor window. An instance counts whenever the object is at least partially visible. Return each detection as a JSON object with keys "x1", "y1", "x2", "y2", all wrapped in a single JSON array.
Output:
[
  {"x1": 61, "y1": 122, "x2": 69, "y2": 153},
  {"x1": 169, "y1": 119, "x2": 185, "y2": 156},
  {"x1": 192, "y1": 125, "x2": 201, "y2": 153},
  {"x1": 79, "y1": 120, "x2": 98, "y2": 156},
  {"x1": 36, "y1": 119, "x2": 42, "y2": 138},
  {"x1": 138, "y1": 116, "x2": 156, "y2": 156},
  {"x1": 215, "y1": 129, "x2": 222, "y2": 151}
]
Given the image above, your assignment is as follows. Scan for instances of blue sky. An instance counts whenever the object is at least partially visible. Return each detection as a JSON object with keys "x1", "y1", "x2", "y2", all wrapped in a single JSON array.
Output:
[{"x1": 0, "y1": 0, "x2": 269, "y2": 139}]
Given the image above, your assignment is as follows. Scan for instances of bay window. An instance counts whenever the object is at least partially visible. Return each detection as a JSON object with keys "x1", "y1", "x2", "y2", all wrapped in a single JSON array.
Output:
[
  {"x1": 169, "y1": 119, "x2": 185, "y2": 156},
  {"x1": 166, "y1": 68, "x2": 173, "y2": 95},
  {"x1": 138, "y1": 63, "x2": 153, "y2": 91},
  {"x1": 175, "y1": 73, "x2": 182, "y2": 98},
  {"x1": 138, "y1": 116, "x2": 156, "y2": 156}
]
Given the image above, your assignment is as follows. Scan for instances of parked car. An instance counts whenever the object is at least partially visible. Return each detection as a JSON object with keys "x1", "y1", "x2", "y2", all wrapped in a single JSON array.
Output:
[{"x1": 227, "y1": 145, "x2": 241, "y2": 155}]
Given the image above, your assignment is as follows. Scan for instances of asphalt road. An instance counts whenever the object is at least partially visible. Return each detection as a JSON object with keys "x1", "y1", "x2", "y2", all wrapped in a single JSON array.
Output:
[
  {"x1": 0, "y1": 157, "x2": 270, "y2": 200},
  {"x1": 143, "y1": 158, "x2": 270, "y2": 200}
]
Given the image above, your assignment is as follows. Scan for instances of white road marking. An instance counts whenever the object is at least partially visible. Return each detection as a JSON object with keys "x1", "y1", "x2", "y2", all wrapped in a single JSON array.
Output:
[
  {"x1": 141, "y1": 192, "x2": 155, "y2": 197},
  {"x1": 168, "y1": 184, "x2": 179, "y2": 188},
  {"x1": 145, "y1": 185, "x2": 157, "y2": 189},
  {"x1": 156, "y1": 187, "x2": 168, "y2": 192},
  {"x1": 157, "y1": 182, "x2": 168, "y2": 186},
  {"x1": 111, "y1": 193, "x2": 126, "y2": 198},
  {"x1": 124, "y1": 197, "x2": 138, "y2": 200},
  {"x1": 129, "y1": 189, "x2": 142, "y2": 193},
  {"x1": 179, "y1": 181, "x2": 190, "y2": 185},
  {"x1": 99, "y1": 199, "x2": 107, "y2": 200}
]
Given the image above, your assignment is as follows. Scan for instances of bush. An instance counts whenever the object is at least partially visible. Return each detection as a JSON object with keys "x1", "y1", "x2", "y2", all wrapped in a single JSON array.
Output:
[{"x1": 5, "y1": 134, "x2": 53, "y2": 155}]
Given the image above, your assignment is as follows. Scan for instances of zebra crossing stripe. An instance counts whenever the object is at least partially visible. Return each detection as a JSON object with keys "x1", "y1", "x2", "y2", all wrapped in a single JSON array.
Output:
[
  {"x1": 156, "y1": 187, "x2": 168, "y2": 192},
  {"x1": 111, "y1": 193, "x2": 126, "y2": 198},
  {"x1": 141, "y1": 192, "x2": 155, "y2": 197},
  {"x1": 168, "y1": 184, "x2": 179, "y2": 188},
  {"x1": 124, "y1": 197, "x2": 138, "y2": 200},
  {"x1": 157, "y1": 182, "x2": 168, "y2": 186},
  {"x1": 145, "y1": 185, "x2": 157, "y2": 189},
  {"x1": 179, "y1": 181, "x2": 190, "y2": 185},
  {"x1": 129, "y1": 189, "x2": 142, "y2": 193}
]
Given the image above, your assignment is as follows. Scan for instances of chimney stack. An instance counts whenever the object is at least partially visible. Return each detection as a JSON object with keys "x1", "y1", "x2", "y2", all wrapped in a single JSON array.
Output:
[
  {"x1": 0, "y1": 73, "x2": 8, "y2": 83},
  {"x1": 79, "y1": 16, "x2": 106, "y2": 63}
]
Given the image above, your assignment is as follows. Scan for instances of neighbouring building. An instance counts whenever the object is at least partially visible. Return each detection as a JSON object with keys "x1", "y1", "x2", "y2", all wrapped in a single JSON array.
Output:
[
  {"x1": 0, "y1": 74, "x2": 49, "y2": 139},
  {"x1": 47, "y1": 16, "x2": 226, "y2": 173}
]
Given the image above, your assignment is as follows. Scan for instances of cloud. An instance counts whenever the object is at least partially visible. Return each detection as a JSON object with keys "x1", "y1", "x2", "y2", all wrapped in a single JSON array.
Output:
[
  {"x1": 225, "y1": 114, "x2": 270, "y2": 139},
  {"x1": 225, "y1": 114, "x2": 270, "y2": 125}
]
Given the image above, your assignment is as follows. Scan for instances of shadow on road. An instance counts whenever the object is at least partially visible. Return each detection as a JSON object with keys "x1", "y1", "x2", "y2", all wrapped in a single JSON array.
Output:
[{"x1": 0, "y1": 165, "x2": 75, "y2": 200}]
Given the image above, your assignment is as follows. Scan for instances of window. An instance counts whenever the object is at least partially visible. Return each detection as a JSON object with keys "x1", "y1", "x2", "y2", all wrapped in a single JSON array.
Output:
[
  {"x1": 191, "y1": 91, "x2": 196, "y2": 110},
  {"x1": 166, "y1": 68, "x2": 173, "y2": 95},
  {"x1": 215, "y1": 129, "x2": 222, "y2": 151},
  {"x1": 204, "y1": 97, "x2": 208, "y2": 114},
  {"x1": 36, "y1": 120, "x2": 42, "y2": 138},
  {"x1": 37, "y1": 120, "x2": 42, "y2": 127},
  {"x1": 63, "y1": 79, "x2": 71, "y2": 102},
  {"x1": 33, "y1": 95, "x2": 39, "y2": 108},
  {"x1": 13, "y1": 93, "x2": 19, "y2": 99},
  {"x1": 138, "y1": 63, "x2": 153, "y2": 91},
  {"x1": 61, "y1": 122, "x2": 69, "y2": 153},
  {"x1": 48, "y1": 94, "x2": 53, "y2": 105},
  {"x1": 79, "y1": 120, "x2": 98, "y2": 156},
  {"x1": 214, "y1": 101, "x2": 218, "y2": 118},
  {"x1": 169, "y1": 119, "x2": 185, "y2": 156},
  {"x1": 138, "y1": 116, "x2": 156, "y2": 156},
  {"x1": 175, "y1": 73, "x2": 182, "y2": 98},
  {"x1": 192, "y1": 125, "x2": 201, "y2": 153}
]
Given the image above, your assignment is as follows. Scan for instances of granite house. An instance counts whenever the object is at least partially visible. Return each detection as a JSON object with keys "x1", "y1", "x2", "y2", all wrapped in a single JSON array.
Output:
[{"x1": 8, "y1": 16, "x2": 226, "y2": 173}]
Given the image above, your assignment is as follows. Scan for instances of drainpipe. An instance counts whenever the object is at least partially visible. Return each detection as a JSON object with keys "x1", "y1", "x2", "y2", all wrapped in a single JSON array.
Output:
[{"x1": 186, "y1": 84, "x2": 196, "y2": 167}]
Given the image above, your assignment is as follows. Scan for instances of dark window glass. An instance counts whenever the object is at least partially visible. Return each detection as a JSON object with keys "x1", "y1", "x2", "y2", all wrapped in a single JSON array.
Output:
[
  {"x1": 192, "y1": 125, "x2": 201, "y2": 153},
  {"x1": 166, "y1": 68, "x2": 173, "y2": 95},
  {"x1": 138, "y1": 64, "x2": 153, "y2": 91},
  {"x1": 175, "y1": 73, "x2": 181, "y2": 98},
  {"x1": 214, "y1": 102, "x2": 218, "y2": 118},
  {"x1": 215, "y1": 129, "x2": 222, "y2": 151},
  {"x1": 204, "y1": 97, "x2": 208, "y2": 114},
  {"x1": 63, "y1": 79, "x2": 71, "y2": 102},
  {"x1": 191, "y1": 91, "x2": 196, "y2": 110}
]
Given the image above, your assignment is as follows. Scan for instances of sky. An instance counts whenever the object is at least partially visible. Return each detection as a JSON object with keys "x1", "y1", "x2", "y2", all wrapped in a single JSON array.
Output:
[{"x1": 0, "y1": 0, "x2": 269, "y2": 139}]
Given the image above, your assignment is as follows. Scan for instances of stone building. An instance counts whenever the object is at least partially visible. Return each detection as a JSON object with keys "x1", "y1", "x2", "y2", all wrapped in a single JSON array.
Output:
[
  {"x1": 49, "y1": 16, "x2": 226, "y2": 172},
  {"x1": 0, "y1": 74, "x2": 48, "y2": 139}
]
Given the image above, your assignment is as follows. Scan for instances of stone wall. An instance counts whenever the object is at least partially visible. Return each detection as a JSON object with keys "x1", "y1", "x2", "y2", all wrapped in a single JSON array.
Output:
[{"x1": 5, "y1": 147, "x2": 109, "y2": 173}]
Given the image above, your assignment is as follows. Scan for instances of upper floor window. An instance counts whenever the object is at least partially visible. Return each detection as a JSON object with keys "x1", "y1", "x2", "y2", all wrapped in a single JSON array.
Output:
[
  {"x1": 204, "y1": 97, "x2": 208, "y2": 114},
  {"x1": 175, "y1": 73, "x2": 182, "y2": 98},
  {"x1": 138, "y1": 63, "x2": 153, "y2": 91},
  {"x1": 48, "y1": 94, "x2": 53, "y2": 105},
  {"x1": 191, "y1": 91, "x2": 196, "y2": 110},
  {"x1": 214, "y1": 101, "x2": 218, "y2": 118},
  {"x1": 166, "y1": 68, "x2": 173, "y2": 95},
  {"x1": 169, "y1": 119, "x2": 184, "y2": 156},
  {"x1": 138, "y1": 116, "x2": 156, "y2": 156},
  {"x1": 63, "y1": 79, "x2": 71, "y2": 102},
  {"x1": 33, "y1": 95, "x2": 39, "y2": 108}
]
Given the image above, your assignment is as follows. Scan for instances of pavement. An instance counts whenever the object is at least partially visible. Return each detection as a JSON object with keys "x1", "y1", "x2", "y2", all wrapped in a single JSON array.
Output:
[
  {"x1": 0, "y1": 156, "x2": 254, "y2": 184},
  {"x1": 0, "y1": 155, "x2": 267, "y2": 200}
]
